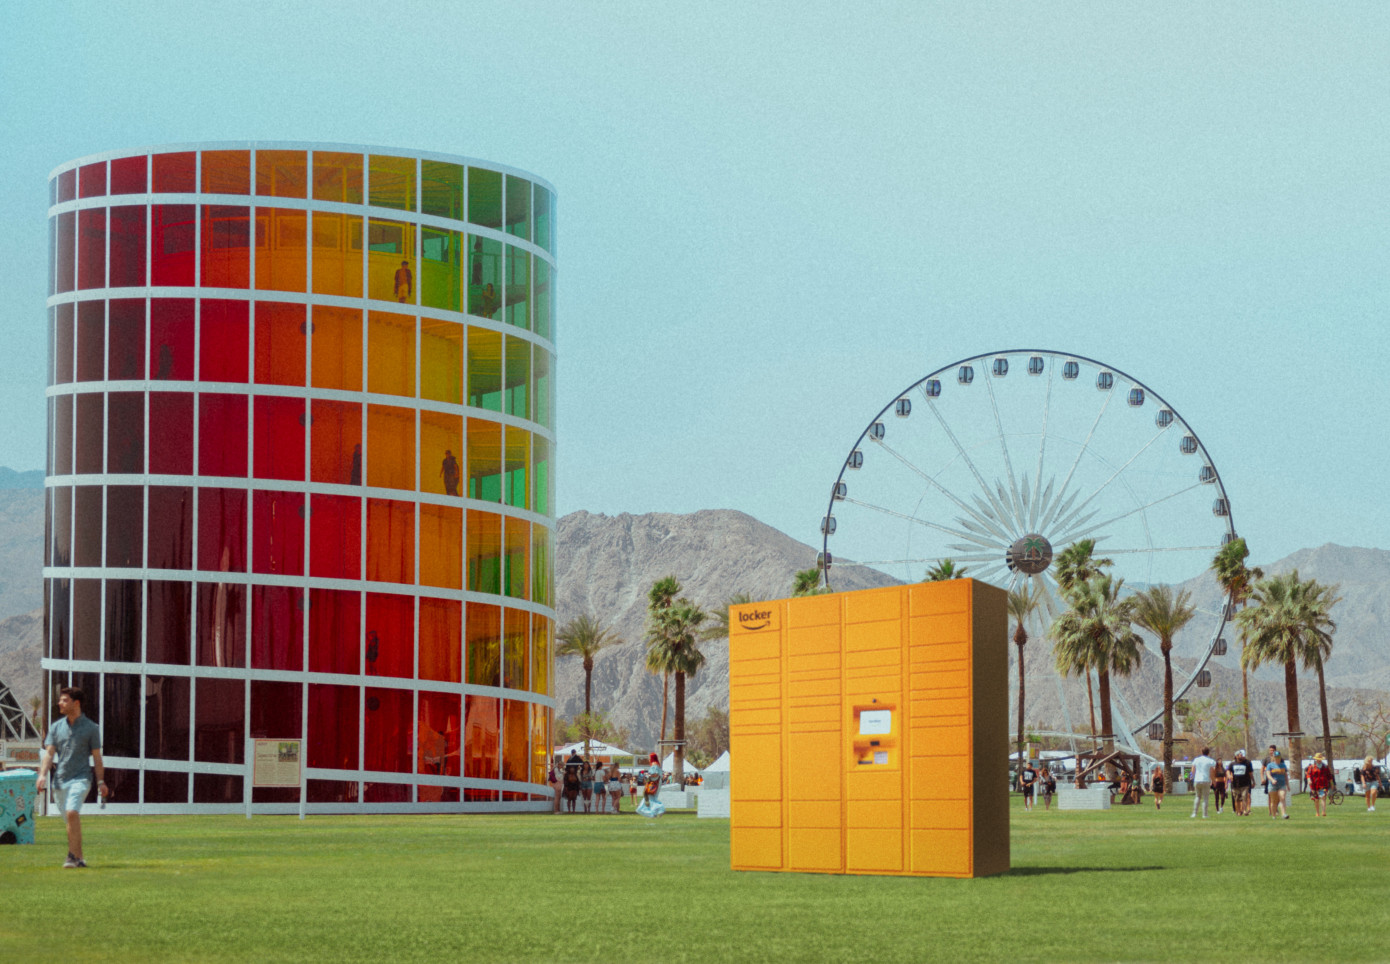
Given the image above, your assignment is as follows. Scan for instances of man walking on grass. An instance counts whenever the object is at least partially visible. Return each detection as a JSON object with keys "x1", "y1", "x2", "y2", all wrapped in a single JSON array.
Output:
[
  {"x1": 1229, "y1": 750, "x2": 1254, "y2": 816},
  {"x1": 34, "y1": 686, "x2": 107, "y2": 868},
  {"x1": 1190, "y1": 746, "x2": 1217, "y2": 819}
]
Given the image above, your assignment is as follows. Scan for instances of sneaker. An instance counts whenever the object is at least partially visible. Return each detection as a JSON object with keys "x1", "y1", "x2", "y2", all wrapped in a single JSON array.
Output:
[
  {"x1": 62, "y1": 853, "x2": 78, "y2": 869},
  {"x1": 75, "y1": 858, "x2": 88, "y2": 868}
]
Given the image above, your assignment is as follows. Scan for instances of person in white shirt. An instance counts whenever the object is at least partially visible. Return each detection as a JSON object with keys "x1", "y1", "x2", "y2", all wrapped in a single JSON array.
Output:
[
  {"x1": 1190, "y1": 747, "x2": 1217, "y2": 819},
  {"x1": 593, "y1": 764, "x2": 609, "y2": 815}
]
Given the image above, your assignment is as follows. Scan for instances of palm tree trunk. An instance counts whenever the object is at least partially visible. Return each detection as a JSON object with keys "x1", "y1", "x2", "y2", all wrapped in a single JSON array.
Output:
[
  {"x1": 1283, "y1": 657, "x2": 1303, "y2": 782},
  {"x1": 584, "y1": 661, "x2": 593, "y2": 717},
  {"x1": 1316, "y1": 655, "x2": 1333, "y2": 765},
  {"x1": 1241, "y1": 664, "x2": 1251, "y2": 765},
  {"x1": 1016, "y1": 642, "x2": 1026, "y2": 783},
  {"x1": 1098, "y1": 669, "x2": 1114, "y2": 749},
  {"x1": 660, "y1": 671, "x2": 669, "y2": 745},
  {"x1": 1086, "y1": 672, "x2": 1097, "y2": 738},
  {"x1": 673, "y1": 671, "x2": 686, "y2": 784},
  {"x1": 1163, "y1": 644, "x2": 1174, "y2": 788}
]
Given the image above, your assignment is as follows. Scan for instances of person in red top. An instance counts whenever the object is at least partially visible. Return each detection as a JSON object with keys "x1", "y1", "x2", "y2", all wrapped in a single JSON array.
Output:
[{"x1": 1306, "y1": 752, "x2": 1333, "y2": 817}]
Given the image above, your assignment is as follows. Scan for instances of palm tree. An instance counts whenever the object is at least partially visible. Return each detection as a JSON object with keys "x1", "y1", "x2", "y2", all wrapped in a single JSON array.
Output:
[
  {"x1": 700, "y1": 592, "x2": 754, "y2": 642},
  {"x1": 1237, "y1": 570, "x2": 1322, "y2": 782},
  {"x1": 1132, "y1": 585, "x2": 1197, "y2": 789},
  {"x1": 924, "y1": 559, "x2": 969, "y2": 581},
  {"x1": 1050, "y1": 574, "x2": 1142, "y2": 749},
  {"x1": 1212, "y1": 538, "x2": 1264, "y2": 757},
  {"x1": 791, "y1": 568, "x2": 824, "y2": 596},
  {"x1": 1297, "y1": 580, "x2": 1341, "y2": 765},
  {"x1": 555, "y1": 613, "x2": 620, "y2": 717},
  {"x1": 1008, "y1": 587, "x2": 1039, "y2": 780},
  {"x1": 1053, "y1": 539, "x2": 1113, "y2": 600},
  {"x1": 646, "y1": 575, "x2": 682, "y2": 742},
  {"x1": 647, "y1": 598, "x2": 708, "y2": 782}
]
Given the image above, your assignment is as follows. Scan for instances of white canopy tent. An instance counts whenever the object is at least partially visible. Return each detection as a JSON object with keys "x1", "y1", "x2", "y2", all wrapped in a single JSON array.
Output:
[
  {"x1": 703, "y1": 751, "x2": 730, "y2": 773},
  {"x1": 554, "y1": 739, "x2": 637, "y2": 761},
  {"x1": 663, "y1": 752, "x2": 702, "y2": 774}
]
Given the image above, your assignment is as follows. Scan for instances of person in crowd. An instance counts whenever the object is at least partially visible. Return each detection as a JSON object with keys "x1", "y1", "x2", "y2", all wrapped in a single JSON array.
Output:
[
  {"x1": 636, "y1": 753, "x2": 666, "y2": 818},
  {"x1": 580, "y1": 761, "x2": 594, "y2": 814},
  {"x1": 1149, "y1": 764, "x2": 1165, "y2": 810},
  {"x1": 592, "y1": 762, "x2": 608, "y2": 815},
  {"x1": 1261, "y1": 744, "x2": 1277, "y2": 815},
  {"x1": 1190, "y1": 746, "x2": 1217, "y2": 819},
  {"x1": 1041, "y1": 766, "x2": 1057, "y2": 810},
  {"x1": 629, "y1": 772, "x2": 639, "y2": 808},
  {"x1": 1358, "y1": 756, "x2": 1380, "y2": 811},
  {"x1": 548, "y1": 755, "x2": 562, "y2": 814},
  {"x1": 1229, "y1": 750, "x2": 1254, "y2": 816},
  {"x1": 609, "y1": 770, "x2": 624, "y2": 813},
  {"x1": 562, "y1": 760, "x2": 581, "y2": 813},
  {"x1": 1210, "y1": 756, "x2": 1227, "y2": 814},
  {"x1": 1266, "y1": 749, "x2": 1290, "y2": 819},
  {"x1": 1020, "y1": 759, "x2": 1038, "y2": 811},
  {"x1": 34, "y1": 686, "x2": 107, "y2": 868},
  {"x1": 1306, "y1": 752, "x2": 1332, "y2": 817}
]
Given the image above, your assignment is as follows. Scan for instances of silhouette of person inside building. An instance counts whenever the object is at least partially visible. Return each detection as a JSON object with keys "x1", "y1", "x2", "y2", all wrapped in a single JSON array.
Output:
[
  {"x1": 440, "y1": 450, "x2": 460, "y2": 496},
  {"x1": 394, "y1": 260, "x2": 413, "y2": 303},
  {"x1": 349, "y1": 444, "x2": 362, "y2": 485}
]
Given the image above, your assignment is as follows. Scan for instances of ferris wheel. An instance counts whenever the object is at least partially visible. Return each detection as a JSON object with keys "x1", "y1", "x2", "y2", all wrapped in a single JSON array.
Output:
[{"x1": 819, "y1": 349, "x2": 1235, "y2": 748}]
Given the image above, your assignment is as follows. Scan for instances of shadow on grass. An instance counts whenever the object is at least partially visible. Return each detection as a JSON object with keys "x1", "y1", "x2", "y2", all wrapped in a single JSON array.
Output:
[{"x1": 1006, "y1": 865, "x2": 1164, "y2": 876}]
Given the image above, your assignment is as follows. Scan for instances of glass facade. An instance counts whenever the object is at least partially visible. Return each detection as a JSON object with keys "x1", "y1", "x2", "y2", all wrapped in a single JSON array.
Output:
[{"x1": 43, "y1": 143, "x2": 556, "y2": 813}]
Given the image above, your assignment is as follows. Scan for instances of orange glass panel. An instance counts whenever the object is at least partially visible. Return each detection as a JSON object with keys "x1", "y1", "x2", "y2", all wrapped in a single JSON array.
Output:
[
  {"x1": 311, "y1": 212, "x2": 363, "y2": 297},
  {"x1": 312, "y1": 151, "x2": 363, "y2": 204},
  {"x1": 420, "y1": 318, "x2": 463, "y2": 404},
  {"x1": 531, "y1": 524, "x2": 551, "y2": 608},
  {"x1": 255, "y1": 150, "x2": 307, "y2": 198},
  {"x1": 466, "y1": 602, "x2": 500, "y2": 687},
  {"x1": 366, "y1": 498, "x2": 414, "y2": 584},
  {"x1": 366, "y1": 404, "x2": 415, "y2": 490},
  {"x1": 254, "y1": 301, "x2": 307, "y2": 386},
  {"x1": 464, "y1": 694, "x2": 499, "y2": 782},
  {"x1": 367, "y1": 219, "x2": 415, "y2": 304},
  {"x1": 530, "y1": 615, "x2": 550, "y2": 695},
  {"x1": 419, "y1": 503, "x2": 462, "y2": 590},
  {"x1": 502, "y1": 699, "x2": 528, "y2": 782},
  {"x1": 530, "y1": 703, "x2": 550, "y2": 784},
  {"x1": 504, "y1": 516, "x2": 529, "y2": 600},
  {"x1": 152, "y1": 152, "x2": 196, "y2": 193},
  {"x1": 310, "y1": 399, "x2": 362, "y2": 485},
  {"x1": 202, "y1": 150, "x2": 250, "y2": 195},
  {"x1": 310, "y1": 305, "x2": 362, "y2": 391},
  {"x1": 419, "y1": 598, "x2": 462, "y2": 684},
  {"x1": 255, "y1": 208, "x2": 307, "y2": 292},
  {"x1": 503, "y1": 608, "x2": 528, "y2": 690},
  {"x1": 504, "y1": 425, "x2": 529, "y2": 509},
  {"x1": 419, "y1": 690, "x2": 461, "y2": 777},
  {"x1": 421, "y1": 411, "x2": 463, "y2": 497},
  {"x1": 367, "y1": 311, "x2": 415, "y2": 397},
  {"x1": 467, "y1": 418, "x2": 501, "y2": 502}
]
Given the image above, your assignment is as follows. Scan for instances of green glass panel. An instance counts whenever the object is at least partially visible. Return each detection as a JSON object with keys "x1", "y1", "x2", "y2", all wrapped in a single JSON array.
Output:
[
  {"x1": 504, "y1": 336, "x2": 529, "y2": 419},
  {"x1": 532, "y1": 350, "x2": 550, "y2": 429},
  {"x1": 533, "y1": 187, "x2": 553, "y2": 254},
  {"x1": 533, "y1": 259, "x2": 552, "y2": 341},
  {"x1": 467, "y1": 235, "x2": 502, "y2": 320},
  {"x1": 467, "y1": 168, "x2": 502, "y2": 229},
  {"x1": 368, "y1": 155, "x2": 415, "y2": 212},
  {"x1": 505, "y1": 176, "x2": 530, "y2": 241},
  {"x1": 531, "y1": 526, "x2": 551, "y2": 606},
  {"x1": 421, "y1": 161, "x2": 463, "y2": 220},
  {"x1": 505, "y1": 247, "x2": 530, "y2": 330},
  {"x1": 421, "y1": 228, "x2": 460, "y2": 312},
  {"x1": 532, "y1": 437, "x2": 550, "y2": 517}
]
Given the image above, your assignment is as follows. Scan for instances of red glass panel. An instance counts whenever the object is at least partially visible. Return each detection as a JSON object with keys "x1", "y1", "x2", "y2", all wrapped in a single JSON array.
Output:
[
  {"x1": 54, "y1": 301, "x2": 74, "y2": 384},
  {"x1": 464, "y1": 695, "x2": 499, "y2": 781},
  {"x1": 146, "y1": 580, "x2": 192, "y2": 665},
  {"x1": 146, "y1": 485, "x2": 192, "y2": 569},
  {"x1": 148, "y1": 393, "x2": 194, "y2": 475},
  {"x1": 72, "y1": 488, "x2": 102, "y2": 567},
  {"x1": 105, "y1": 485, "x2": 143, "y2": 567},
  {"x1": 201, "y1": 205, "x2": 250, "y2": 288},
  {"x1": 102, "y1": 673, "x2": 141, "y2": 757},
  {"x1": 150, "y1": 298, "x2": 195, "y2": 380},
  {"x1": 252, "y1": 490, "x2": 305, "y2": 575},
  {"x1": 309, "y1": 400, "x2": 362, "y2": 485},
  {"x1": 254, "y1": 301, "x2": 307, "y2": 385},
  {"x1": 105, "y1": 578, "x2": 142, "y2": 662},
  {"x1": 55, "y1": 212, "x2": 75, "y2": 293},
  {"x1": 54, "y1": 394, "x2": 73, "y2": 476},
  {"x1": 77, "y1": 208, "x2": 106, "y2": 289},
  {"x1": 106, "y1": 392, "x2": 145, "y2": 474},
  {"x1": 152, "y1": 152, "x2": 196, "y2": 193},
  {"x1": 151, "y1": 204, "x2": 195, "y2": 286},
  {"x1": 251, "y1": 584, "x2": 304, "y2": 672},
  {"x1": 108, "y1": 299, "x2": 145, "y2": 379},
  {"x1": 364, "y1": 687, "x2": 412, "y2": 774},
  {"x1": 308, "y1": 684, "x2": 358, "y2": 770},
  {"x1": 79, "y1": 162, "x2": 107, "y2": 198},
  {"x1": 197, "y1": 393, "x2": 248, "y2": 477},
  {"x1": 75, "y1": 300, "x2": 104, "y2": 382},
  {"x1": 251, "y1": 681, "x2": 302, "y2": 738},
  {"x1": 306, "y1": 780, "x2": 357, "y2": 803},
  {"x1": 109, "y1": 206, "x2": 146, "y2": 287},
  {"x1": 366, "y1": 498, "x2": 414, "y2": 584},
  {"x1": 50, "y1": 486, "x2": 72, "y2": 567},
  {"x1": 73, "y1": 389, "x2": 102, "y2": 475},
  {"x1": 309, "y1": 494, "x2": 360, "y2": 579},
  {"x1": 197, "y1": 487, "x2": 247, "y2": 572},
  {"x1": 418, "y1": 690, "x2": 461, "y2": 777},
  {"x1": 195, "y1": 677, "x2": 246, "y2": 764},
  {"x1": 194, "y1": 773, "x2": 244, "y2": 804},
  {"x1": 200, "y1": 299, "x2": 249, "y2": 382},
  {"x1": 110, "y1": 155, "x2": 147, "y2": 195},
  {"x1": 365, "y1": 592, "x2": 413, "y2": 679},
  {"x1": 197, "y1": 581, "x2": 246, "y2": 669},
  {"x1": 103, "y1": 768, "x2": 138, "y2": 804},
  {"x1": 419, "y1": 597, "x2": 461, "y2": 683},
  {"x1": 418, "y1": 785, "x2": 460, "y2": 804},
  {"x1": 253, "y1": 395, "x2": 306, "y2": 481},
  {"x1": 144, "y1": 769, "x2": 189, "y2": 803},
  {"x1": 203, "y1": 150, "x2": 250, "y2": 195},
  {"x1": 502, "y1": 699, "x2": 528, "y2": 782},
  {"x1": 466, "y1": 602, "x2": 501, "y2": 687},
  {"x1": 57, "y1": 168, "x2": 77, "y2": 202},
  {"x1": 309, "y1": 588, "x2": 360, "y2": 675},
  {"x1": 145, "y1": 675, "x2": 191, "y2": 761},
  {"x1": 71, "y1": 578, "x2": 101, "y2": 660},
  {"x1": 364, "y1": 782, "x2": 410, "y2": 803}
]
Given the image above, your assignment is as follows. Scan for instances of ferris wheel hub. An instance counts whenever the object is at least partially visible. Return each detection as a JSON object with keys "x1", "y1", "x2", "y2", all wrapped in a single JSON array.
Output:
[{"x1": 1005, "y1": 534, "x2": 1054, "y2": 575}]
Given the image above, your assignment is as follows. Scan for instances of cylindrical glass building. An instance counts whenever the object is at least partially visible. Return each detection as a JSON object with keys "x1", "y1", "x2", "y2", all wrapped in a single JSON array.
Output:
[{"x1": 43, "y1": 143, "x2": 556, "y2": 812}]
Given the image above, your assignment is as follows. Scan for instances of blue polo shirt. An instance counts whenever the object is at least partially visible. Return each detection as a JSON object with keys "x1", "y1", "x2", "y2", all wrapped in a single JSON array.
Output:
[{"x1": 44, "y1": 715, "x2": 102, "y2": 786}]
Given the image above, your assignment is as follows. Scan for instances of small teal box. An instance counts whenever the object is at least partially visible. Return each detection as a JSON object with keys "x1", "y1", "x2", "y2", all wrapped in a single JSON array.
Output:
[{"x1": 0, "y1": 769, "x2": 38, "y2": 844}]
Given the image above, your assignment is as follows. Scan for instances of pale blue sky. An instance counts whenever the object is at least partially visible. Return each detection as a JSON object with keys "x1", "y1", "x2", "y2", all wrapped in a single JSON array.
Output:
[{"x1": 3, "y1": 2, "x2": 1387, "y2": 571}]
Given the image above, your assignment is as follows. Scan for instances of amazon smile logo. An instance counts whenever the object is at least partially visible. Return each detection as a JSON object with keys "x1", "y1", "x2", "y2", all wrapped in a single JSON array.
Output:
[{"x1": 738, "y1": 609, "x2": 773, "y2": 631}]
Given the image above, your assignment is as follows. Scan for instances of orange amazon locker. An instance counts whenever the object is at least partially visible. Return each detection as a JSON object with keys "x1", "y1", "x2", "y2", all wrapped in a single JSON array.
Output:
[{"x1": 729, "y1": 579, "x2": 1009, "y2": 878}]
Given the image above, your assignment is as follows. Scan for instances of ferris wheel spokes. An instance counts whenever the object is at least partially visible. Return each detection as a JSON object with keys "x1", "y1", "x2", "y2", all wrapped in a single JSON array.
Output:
[
  {"x1": 870, "y1": 438, "x2": 1014, "y2": 543},
  {"x1": 839, "y1": 496, "x2": 999, "y2": 548},
  {"x1": 1038, "y1": 386, "x2": 1116, "y2": 534},
  {"x1": 982, "y1": 372, "x2": 1027, "y2": 523},
  {"x1": 1053, "y1": 482, "x2": 1206, "y2": 547}
]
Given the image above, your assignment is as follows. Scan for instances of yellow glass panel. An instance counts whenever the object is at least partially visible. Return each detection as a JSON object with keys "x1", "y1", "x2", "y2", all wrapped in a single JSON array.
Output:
[
  {"x1": 467, "y1": 418, "x2": 501, "y2": 503},
  {"x1": 421, "y1": 411, "x2": 463, "y2": 497},
  {"x1": 256, "y1": 150, "x2": 307, "y2": 198},
  {"x1": 310, "y1": 305, "x2": 361, "y2": 391},
  {"x1": 530, "y1": 615, "x2": 550, "y2": 695},
  {"x1": 530, "y1": 703, "x2": 549, "y2": 782},
  {"x1": 466, "y1": 600, "x2": 500, "y2": 684},
  {"x1": 420, "y1": 319, "x2": 463, "y2": 404},
  {"x1": 467, "y1": 327, "x2": 502, "y2": 412},
  {"x1": 312, "y1": 212, "x2": 363, "y2": 298},
  {"x1": 504, "y1": 426, "x2": 529, "y2": 510},
  {"x1": 504, "y1": 335, "x2": 529, "y2": 419},
  {"x1": 369, "y1": 155, "x2": 416, "y2": 211},
  {"x1": 367, "y1": 311, "x2": 415, "y2": 398},
  {"x1": 312, "y1": 151, "x2": 363, "y2": 204},
  {"x1": 504, "y1": 608, "x2": 528, "y2": 690},
  {"x1": 368, "y1": 219, "x2": 416, "y2": 305},
  {"x1": 254, "y1": 208, "x2": 306, "y2": 292},
  {"x1": 366, "y1": 404, "x2": 415, "y2": 491},
  {"x1": 504, "y1": 516, "x2": 529, "y2": 600},
  {"x1": 419, "y1": 504, "x2": 462, "y2": 590},
  {"x1": 531, "y1": 524, "x2": 551, "y2": 608}
]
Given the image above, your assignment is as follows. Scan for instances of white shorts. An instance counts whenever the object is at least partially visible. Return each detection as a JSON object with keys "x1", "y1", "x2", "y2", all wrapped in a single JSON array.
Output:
[{"x1": 59, "y1": 779, "x2": 91, "y2": 814}]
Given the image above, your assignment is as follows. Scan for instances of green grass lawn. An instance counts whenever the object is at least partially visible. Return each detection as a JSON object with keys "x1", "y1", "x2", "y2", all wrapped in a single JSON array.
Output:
[{"x1": 1, "y1": 797, "x2": 1384, "y2": 963}]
